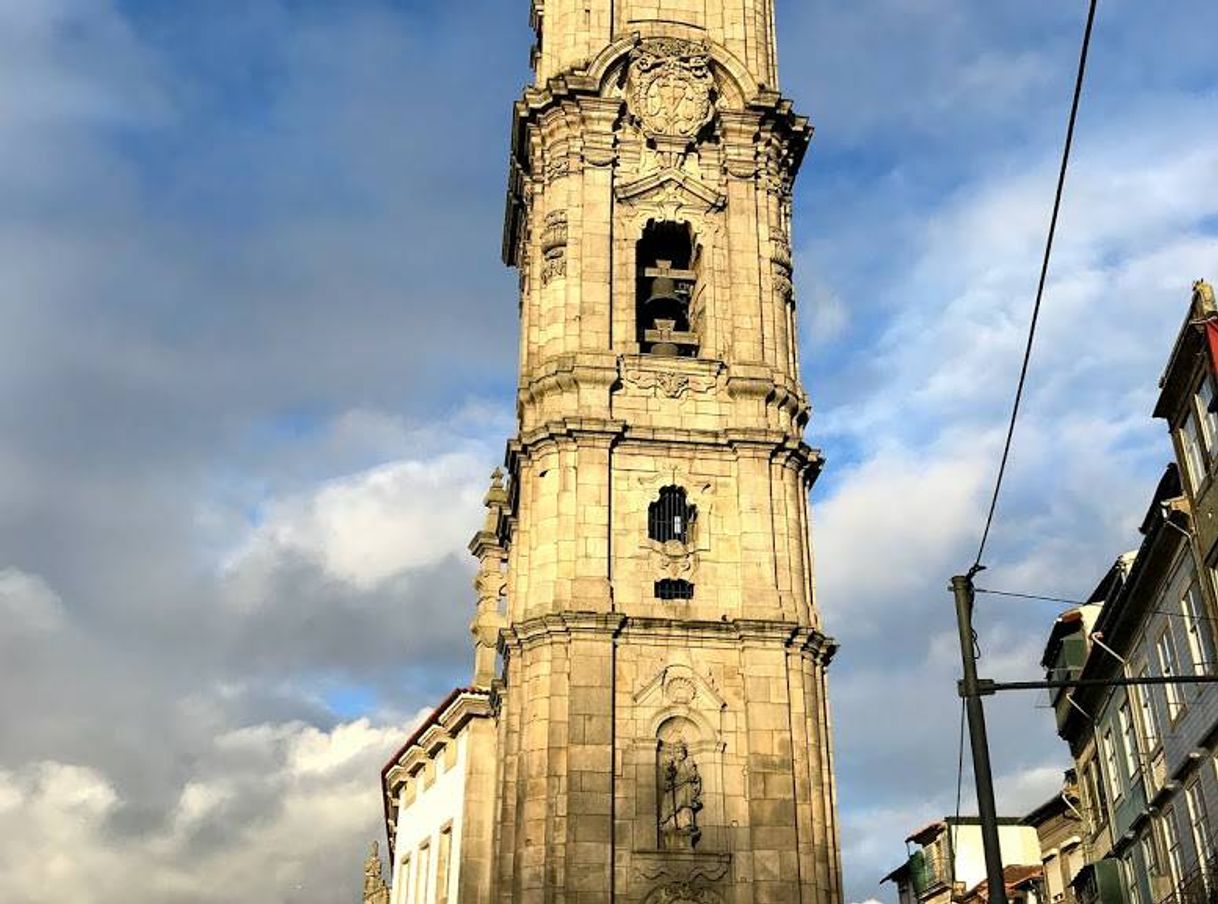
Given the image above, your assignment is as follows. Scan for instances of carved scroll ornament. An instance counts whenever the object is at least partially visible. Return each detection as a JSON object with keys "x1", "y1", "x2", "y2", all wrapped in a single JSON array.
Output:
[
  {"x1": 541, "y1": 210, "x2": 569, "y2": 286},
  {"x1": 621, "y1": 367, "x2": 719, "y2": 400}
]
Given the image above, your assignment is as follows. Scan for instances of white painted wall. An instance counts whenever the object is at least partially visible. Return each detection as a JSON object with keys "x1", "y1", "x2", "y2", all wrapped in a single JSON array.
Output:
[
  {"x1": 389, "y1": 731, "x2": 469, "y2": 904},
  {"x1": 951, "y1": 824, "x2": 1043, "y2": 893}
]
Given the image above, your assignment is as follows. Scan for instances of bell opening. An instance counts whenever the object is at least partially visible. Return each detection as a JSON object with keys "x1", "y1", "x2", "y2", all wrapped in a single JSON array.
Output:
[{"x1": 636, "y1": 221, "x2": 698, "y2": 357}]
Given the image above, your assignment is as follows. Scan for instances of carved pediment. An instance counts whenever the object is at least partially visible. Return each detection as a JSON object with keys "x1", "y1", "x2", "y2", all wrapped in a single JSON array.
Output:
[
  {"x1": 634, "y1": 663, "x2": 726, "y2": 712},
  {"x1": 615, "y1": 168, "x2": 725, "y2": 213}
]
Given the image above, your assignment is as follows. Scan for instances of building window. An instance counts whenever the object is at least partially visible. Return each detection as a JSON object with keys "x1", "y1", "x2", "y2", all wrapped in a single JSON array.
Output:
[
  {"x1": 435, "y1": 825, "x2": 453, "y2": 904},
  {"x1": 655, "y1": 579, "x2": 695, "y2": 601},
  {"x1": 1182, "y1": 584, "x2": 1217, "y2": 675},
  {"x1": 1135, "y1": 669, "x2": 1161, "y2": 750},
  {"x1": 1157, "y1": 629, "x2": 1186, "y2": 721},
  {"x1": 1141, "y1": 832, "x2": 1162, "y2": 878},
  {"x1": 1084, "y1": 758, "x2": 1108, "y2": 829},
  {"x1": 1187, "y1": 781, "x2": 1213, "y2": 874},
  {"x1": 1181, "y1": 410, "x2": 1208, "y2": 490},
  {"x1": 1119, "y1": 701, "x2": 1140, "y2": 783},
  {"x1": 1122, "y1": 850, "x2": 1143, "y2": 904},
  {"x1": 649, "y1": 486, "x2": 696, "y2": 544},
  {"x1": 1102, "y1": 730, "x2": 1123, "y2": 800},
  {"x1": 1197, "y1": 376, "x2": 1218, "y2": 451},
  {"x1": 1162, "y1": 808, "x2": 1185, "y2": 885},
  {"x1": 401, "y1": 856, "x2": 412, "y2": 904},
  {"x1": 415, "y1": 841, "x2": 430, "y2": 904}
]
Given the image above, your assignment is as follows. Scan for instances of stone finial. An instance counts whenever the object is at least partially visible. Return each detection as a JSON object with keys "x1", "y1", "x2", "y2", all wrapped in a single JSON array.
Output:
[
  {"x1": 362, "y1": 841, "x2": 390, "y2": 904},
  {"x1": 469, "y1": 469, "x2": 509, "y2": 688},
  {"x1": 1194, "y1": 279, "x2": 1217, "y2": 318}
]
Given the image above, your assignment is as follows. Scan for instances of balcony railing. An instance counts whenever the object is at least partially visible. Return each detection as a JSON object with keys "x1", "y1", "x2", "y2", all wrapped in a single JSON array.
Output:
[
  {"x1": 1157, "y1": 847, "x2": 1218, "y2": 904},
  {"x1": 910, "y1": 853, "x2": 951, "y2": 896}
]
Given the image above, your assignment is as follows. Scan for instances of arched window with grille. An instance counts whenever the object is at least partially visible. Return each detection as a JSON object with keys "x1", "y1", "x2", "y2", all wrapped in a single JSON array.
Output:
[{"x1": 648, "y1": 486, "x2": 696, "y2": 544}]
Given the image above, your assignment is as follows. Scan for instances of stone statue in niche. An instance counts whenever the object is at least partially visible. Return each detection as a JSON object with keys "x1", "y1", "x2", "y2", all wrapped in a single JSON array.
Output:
[{"x1": 659, "y1": 740, "x2": 704, "y2": 849}]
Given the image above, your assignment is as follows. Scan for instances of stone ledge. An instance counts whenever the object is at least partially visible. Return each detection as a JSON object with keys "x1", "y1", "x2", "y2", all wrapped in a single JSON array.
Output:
[{"x1": 500, "y1": 612, "x2": 838, "y2": 664}]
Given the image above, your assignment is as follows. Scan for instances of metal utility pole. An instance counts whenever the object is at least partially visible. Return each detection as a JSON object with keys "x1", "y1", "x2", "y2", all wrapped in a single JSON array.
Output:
[{"x1": 951, "y1": 573, "x2": 1008, "y2": 904}]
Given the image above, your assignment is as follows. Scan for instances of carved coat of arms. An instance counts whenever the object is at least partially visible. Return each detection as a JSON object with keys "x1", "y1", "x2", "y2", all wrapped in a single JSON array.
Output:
[{"x1": 627, "y1": 39, "x2": 716, "y2": 140}]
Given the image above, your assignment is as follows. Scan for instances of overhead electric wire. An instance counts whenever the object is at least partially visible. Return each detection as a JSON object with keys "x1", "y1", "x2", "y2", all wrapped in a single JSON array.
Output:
[
  {"x1": 976, "y1": 587, "x2": 1218, "y2": 627},
  {"x1": 970, "y1": 0, "x2": 1100, "y2": 574},
  {"x1": 975, "y1": 588, "x2": 1086, "y2": 606},
  {"x1": 950, "y1": 698, "x2": 967, "y2": 886}
]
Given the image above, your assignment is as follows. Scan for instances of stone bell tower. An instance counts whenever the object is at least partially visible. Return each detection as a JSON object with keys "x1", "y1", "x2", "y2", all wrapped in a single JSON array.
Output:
[{"x1": 485, "y1": 2, "x2": 843, "y2": 902}]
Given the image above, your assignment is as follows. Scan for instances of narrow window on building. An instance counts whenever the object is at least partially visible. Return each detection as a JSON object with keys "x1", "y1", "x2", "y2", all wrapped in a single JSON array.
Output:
[
  {"x1": 1197, "y1": 376, "x2": 1218, "y2": 452},
  {"x1": 1162, "y1": 808, "x2": 1185, "y2": 885},
  {"x1": 1181, "y1": 410, "x2": 1208, "y2": 491},
  {"x1": 1157, "y1": 629, "x2": 1186, "y2": 720},
  {"x1": 401, "y1": 856, "x2": 413, "y2": 904},
  {"x1": 1085, "y1": 758, "x2": 1108, "y2": 829},
  {"x1": 1141, "y1": 832, "x2": 1162, "y2": 877},
  {"x1": 1182, "y1": 584, "x2": 1217, "y2": 675},
  {"x1": 1121, "y1": 850, "x2": 1143, "y2": 904},
  {"x1": 435, "y1": 825, "x2": 453, "y2": 904},
  {"x1": 1135, "y1": 671, "x2": 1161, "y2": 752},
  {"x1": 415, "y1": 841, "x2": 430, "y2": 904},
  {"x1": 1187, "y1": 781, "x2": 1213, "y2": 878},
  {"x1": 1102, "y1": 730, "x2": 1123, "y2": 801},
  {"x1": 636, "y1": 221, "x2": 698, "y2": 357},
  {"x1": 648, "y1": 486, "x2": 696, "y2": 544},
  {"x1": 655, "y1": 579, "x2": 695, "y2": 601},
  {"x1": 1119, "y1": 701, "x2": 1140, "y2": 784}
]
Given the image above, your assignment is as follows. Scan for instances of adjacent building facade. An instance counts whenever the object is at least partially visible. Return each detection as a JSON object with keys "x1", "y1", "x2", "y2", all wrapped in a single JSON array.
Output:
[
  {"x1": 881, "y1": 817, "x2": 1043, "y2": 904},
  {"x1": 1039, "y1": 280, "x2": 1218, "y2": 904},
  {"x1": 1022, "y1": 771, "x2": 1087, "y2": 904},
  {"x1": 372, "y1": 2, "x2": 842, "y2": 903}
]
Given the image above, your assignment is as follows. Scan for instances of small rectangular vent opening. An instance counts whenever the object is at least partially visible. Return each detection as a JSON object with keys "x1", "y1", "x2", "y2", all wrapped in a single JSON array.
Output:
[{"x1": 655, "y1": 579, "x2": 695, "y2": 601}]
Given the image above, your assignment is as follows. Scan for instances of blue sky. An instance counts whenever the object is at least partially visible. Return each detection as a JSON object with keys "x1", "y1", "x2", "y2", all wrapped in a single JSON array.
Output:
[{"x1": 1, "y1": 1, "x2": 1217, "y2": 902}]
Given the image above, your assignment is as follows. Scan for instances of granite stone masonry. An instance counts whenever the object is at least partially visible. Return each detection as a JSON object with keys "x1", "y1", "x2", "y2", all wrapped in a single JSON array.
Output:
[{"x1": 377, "y1": 3, "x2": 843, "y2": 902}]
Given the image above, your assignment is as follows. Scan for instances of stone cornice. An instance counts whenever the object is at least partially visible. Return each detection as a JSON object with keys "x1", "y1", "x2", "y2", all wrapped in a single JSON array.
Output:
[
  {"x1": 506, "y1": 419, "x2": 822, "y2": 485},
  {"x1": 517, "y1": 358, "x2": 812, "y2": 438},
  {"x1": 515, "y1": 418, "x2": 627, "y2": 456},
  {"x1": 517, "y1": 352, "x2": 620, "y2": 409},
  {"x1": 502, "y1": 612, "x2": 837, "y2": 665},
  {"x1": 502, "y1": 612, "x2": 628, "y2": 653}
]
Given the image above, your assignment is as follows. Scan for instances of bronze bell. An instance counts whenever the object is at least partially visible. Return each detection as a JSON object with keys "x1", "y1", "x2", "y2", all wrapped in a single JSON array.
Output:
[{"x1": 643, "y1": 260, "x2": 686, "y2": 325}]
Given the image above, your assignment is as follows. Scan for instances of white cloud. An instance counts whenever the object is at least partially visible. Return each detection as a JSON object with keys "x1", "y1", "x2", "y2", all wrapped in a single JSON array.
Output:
[
  {"x1": 227, "y1": 450, "x2": 487, "y2": 594},
  {"x1": 815, "y1": 436, "x2": 994, "y2": 630},
  {"x1": 0, "y1": 568, "x2": 66, "y2": 636},
  {"x1": 0, "y1": 718, "x2": 414, "y2": 904}
]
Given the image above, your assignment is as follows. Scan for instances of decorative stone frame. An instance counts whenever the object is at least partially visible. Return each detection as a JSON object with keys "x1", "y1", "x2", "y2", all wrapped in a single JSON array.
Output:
[{"x1": 635, "y1": 468, "x2": 717, "y2": 602}]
